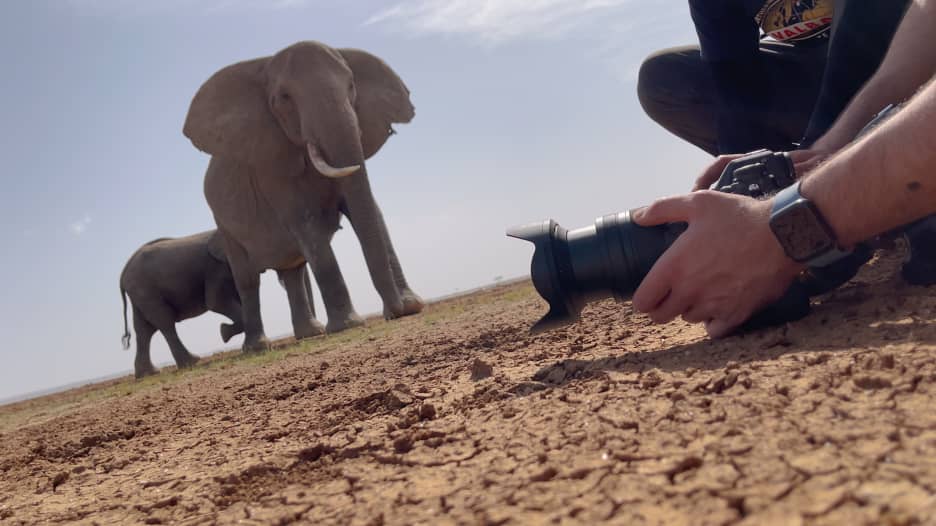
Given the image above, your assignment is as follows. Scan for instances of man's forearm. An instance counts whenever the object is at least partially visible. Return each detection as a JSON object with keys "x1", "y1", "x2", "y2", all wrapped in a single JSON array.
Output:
[
  {"x1": 802, "y1": 77, "x2": 936, "y2": 246},
  {"x1": 812, "y1": 0, "x2": 936, "y2": 152}
]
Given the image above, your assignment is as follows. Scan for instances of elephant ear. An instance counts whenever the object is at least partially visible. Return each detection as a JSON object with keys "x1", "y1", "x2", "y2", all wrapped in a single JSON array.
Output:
[
  {"x1": 183, "y1": 57, "x2": 291, "y2": 167},
  {"x1": 206, "y1": 230, "x2": 228, "y2": 263},
  {"x1": 339, "y1": 49, "x2": 415, "y2": 160}
]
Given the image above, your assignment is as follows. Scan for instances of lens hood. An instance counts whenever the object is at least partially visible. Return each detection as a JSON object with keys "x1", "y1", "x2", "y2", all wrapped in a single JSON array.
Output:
[{"x1": 507, "y1": 220, "x2": 580, "y2": 333}]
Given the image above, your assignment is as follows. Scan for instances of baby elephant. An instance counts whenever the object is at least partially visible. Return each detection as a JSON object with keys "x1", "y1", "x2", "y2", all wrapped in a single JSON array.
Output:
[{"x1": 120, "y1": 230, "x2": 244, "y2": 378}]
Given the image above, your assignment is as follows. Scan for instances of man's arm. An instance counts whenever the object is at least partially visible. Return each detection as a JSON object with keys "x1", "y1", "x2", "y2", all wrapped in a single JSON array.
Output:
[
  {"x1": 811, "y1": 0, "x2": 936, "y2": 152},
  {"x1": 632, "y1": 76, "x2": 936, "y2": 337},
  {"x1": 805, "y1": 76, "x2": 936, "y2": 245}
]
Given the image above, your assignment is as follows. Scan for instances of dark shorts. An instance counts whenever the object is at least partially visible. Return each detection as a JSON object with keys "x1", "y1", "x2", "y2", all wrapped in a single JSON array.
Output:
[{"x1": 636, "y1": 41, "x2": 825, "y2": 156}]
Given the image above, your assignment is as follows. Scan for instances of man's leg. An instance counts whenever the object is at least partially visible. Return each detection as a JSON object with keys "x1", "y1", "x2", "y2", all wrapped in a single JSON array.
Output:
[
  {"x1": 637, "y1": 45, "x2": 719, "y2": 156},
  {"x1": 637, "y1": 42, "x2": 826, "y2": 156}
]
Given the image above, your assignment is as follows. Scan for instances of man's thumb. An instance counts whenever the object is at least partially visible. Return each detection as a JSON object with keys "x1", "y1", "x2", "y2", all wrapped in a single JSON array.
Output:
[{"x1": 632, "y1": 195, "x2": 692, "y2": 226}]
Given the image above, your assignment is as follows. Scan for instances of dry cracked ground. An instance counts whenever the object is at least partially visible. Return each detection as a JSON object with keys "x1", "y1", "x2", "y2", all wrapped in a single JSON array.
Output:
[{"x1": 2, "y1": 252, "x2": 936, "y2": 525}]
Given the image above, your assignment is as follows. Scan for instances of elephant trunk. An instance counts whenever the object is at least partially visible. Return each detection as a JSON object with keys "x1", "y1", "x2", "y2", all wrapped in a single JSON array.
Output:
[
  {"x1": 342, "y1": 166, "x2": 403, "y2": 315},
  {"x1": 302, "y1": 111, "x2": 402, "y2": 314}
]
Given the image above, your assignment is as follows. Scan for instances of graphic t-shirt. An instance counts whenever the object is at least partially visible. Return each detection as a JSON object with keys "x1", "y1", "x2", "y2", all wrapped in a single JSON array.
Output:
[
  {"x1": 689, "y1": 0, "x2": 835, "y2": 62},
  {"x1": 756, "y1": 0, "x2": 834, "y2": 43}
]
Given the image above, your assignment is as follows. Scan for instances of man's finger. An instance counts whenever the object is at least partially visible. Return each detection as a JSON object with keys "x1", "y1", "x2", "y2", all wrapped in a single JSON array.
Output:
[
  {"x1": 631, "y1": 195, "x2": 693, "y2": 226},
  {"x1": 704, "y1": 313, "x2": 745, "y2": 339},
  {"x1": 632, "y1": 235, "x2": 685, "y2": 313},
  {"x1": 682, "y1": 302, "x2": 713, "y2": 324},
  {"x1": 648, "y1": 289, "x2": 693, "y2": 325}
]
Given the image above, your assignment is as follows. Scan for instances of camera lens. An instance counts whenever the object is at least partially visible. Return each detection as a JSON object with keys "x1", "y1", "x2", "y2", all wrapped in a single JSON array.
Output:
[{"x1": 507, "y1": 212, "x2": 685, "y2": 333}]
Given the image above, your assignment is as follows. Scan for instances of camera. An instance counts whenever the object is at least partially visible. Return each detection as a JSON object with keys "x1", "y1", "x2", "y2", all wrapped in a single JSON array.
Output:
[{"x1": 507, "y1": 150, "x2": 865, "y2": 334}]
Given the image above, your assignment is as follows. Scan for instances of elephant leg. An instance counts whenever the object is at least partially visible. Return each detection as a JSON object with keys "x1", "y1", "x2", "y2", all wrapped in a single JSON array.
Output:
[
  {"x1": 277, "y1": 266, "x2": 325, "y2": 340},
  {"x1": 159, "y1": 325, "x2": 200, "y2": 370},
  {"x1": 222, "y1": 233, "x2": 269, "y2": 352},
  {"x1": 132, "y1": 306, "x2": 158, "y2": 379},
  {"x1": 306, "y1": 241, "x2": 364, "y2": 334},
  {"x1": 385, "y1": 240, "x2": 425, "y2": 316},
  {"x1": 206, "y1": 290, "x2": 244, "y2": 344},
  {"x1": 302, "y1": 265, "x2": 316, "y2": 319}
]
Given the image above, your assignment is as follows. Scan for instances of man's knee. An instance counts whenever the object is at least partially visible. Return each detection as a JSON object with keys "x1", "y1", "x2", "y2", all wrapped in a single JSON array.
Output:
[{"x1": 637, "y1": 46, "x2": 704, "y2": 122}]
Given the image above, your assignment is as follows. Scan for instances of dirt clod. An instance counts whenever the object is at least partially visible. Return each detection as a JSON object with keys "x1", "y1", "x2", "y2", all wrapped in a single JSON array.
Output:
[
  {"x1": 393, "y1": 436, "x2": 413, "y2": 454},
  {"x1": 530, "y1": 467, "x2": 558, "y2": 483},
  {"x1": 471, "y1": 359, "x2": 494, "y2": 381},
  {"x1": 51, "y1": 472, "x2": 68, "y2": 491},
  {"x1": 853, "y1": 375, "x2": 893, "y2": 390},
  {"x1": 418, "y1": 403, "x2": 437, "y2": 421}
]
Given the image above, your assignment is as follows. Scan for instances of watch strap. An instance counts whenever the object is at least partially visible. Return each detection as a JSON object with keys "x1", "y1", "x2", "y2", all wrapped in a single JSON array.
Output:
[{"x1": 771, "y1": 181, "x2": 851, "y2": 268}]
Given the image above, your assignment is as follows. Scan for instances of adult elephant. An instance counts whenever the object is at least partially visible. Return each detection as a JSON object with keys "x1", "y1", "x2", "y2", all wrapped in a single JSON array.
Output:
[{"x1": 183, "y1": 41, "x2": 423, "y2": 352}]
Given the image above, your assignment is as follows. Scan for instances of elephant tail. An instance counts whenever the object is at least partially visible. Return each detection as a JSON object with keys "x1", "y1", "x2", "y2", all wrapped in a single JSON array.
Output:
[{"x1": 121, "y1": 286, "x2": 131, "y2": 350}]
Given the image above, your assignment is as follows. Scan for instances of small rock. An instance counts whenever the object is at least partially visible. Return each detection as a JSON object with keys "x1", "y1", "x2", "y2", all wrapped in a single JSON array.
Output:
[
  {"x1": 543, "y1": 367, "x2": 567, "y2": 385},
  {"x1": 668, "y1": 391, "x2": 686, "y2": 402},
  {"x1": 724, "y1": 371, "x2": 739, "y2": 389},
  {"x1": 297, "y1": 444, "x2": 329, "y2": 462},
  {"x1": 853, "y1": 375, "x2": 892, "y2": 390},
  {"x1": 879, "y1": 354, "x2": 896, "y2": 369},
  {"x1": 393, "y1": 436, "x2": 413, "y2": 454},
  {"x1": 640, "y1": 370, "x2": 663, "y2": 389},
  {"x1": 51, "y1": 472, "x2": 68, "y2": 491},
  {"x1": 470, "y1": 359, "x2": 494, "y2": 381},
  {"x1": 418, "y1": 403, "x2": 437, "y2": 421},
  {"x1": 530, "y1": 466, "x2": 558, "y2": 482},
  {"x1": 805, "y1": 353, "x2": 830, "y2": 366}
]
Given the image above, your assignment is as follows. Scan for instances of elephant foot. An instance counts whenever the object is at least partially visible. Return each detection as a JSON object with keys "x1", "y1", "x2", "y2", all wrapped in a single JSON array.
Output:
[
  {"x1": 243, "y1": 335, "x2": 271, "y2": 353},
  {"x1": 400, "y1": 290, "x2": 425, "y2": 316},
  {"x1": 174, "y1": 353, "x2": 201, "y2": 370},
  {"x1": 327, "y1": 313, "x2": 365, "y2": 334},
  {"x1": 220, "y1": 323, "x2": 243, "y2": 343},
  {"x1": 134, "y1": 363, "x2": 158, "y2": 380},
  {"x1": 295, "y1": 319, "x2": 326, "y2": 340},
  {"x1": 383, "y1": 291, "x2": 425, "y2": 320}
]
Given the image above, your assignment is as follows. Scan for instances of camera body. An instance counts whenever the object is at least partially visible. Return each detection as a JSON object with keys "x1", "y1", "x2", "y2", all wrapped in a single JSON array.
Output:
[
  {"x1": 711, "y1": 149, "x2": 796, "y2": 197},
  {"x1": 507, "y1": 149, "x2": 811, "y2": 334}
]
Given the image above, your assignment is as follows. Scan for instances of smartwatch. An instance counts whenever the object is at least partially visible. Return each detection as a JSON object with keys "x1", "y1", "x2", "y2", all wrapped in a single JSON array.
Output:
[{"x1": 769, "y1": 181, "x2": 851, "y2": 267}]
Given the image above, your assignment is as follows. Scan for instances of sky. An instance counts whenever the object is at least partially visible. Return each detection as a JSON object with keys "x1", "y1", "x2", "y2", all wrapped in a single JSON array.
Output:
[{"x1": 0, "y1": 0, "x2": 708, "y2": 401}]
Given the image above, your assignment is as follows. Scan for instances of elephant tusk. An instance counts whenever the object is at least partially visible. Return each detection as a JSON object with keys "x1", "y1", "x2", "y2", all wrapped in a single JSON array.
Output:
[{"x1": 307, "y1": 144, "x2": 360, "y2": 178}]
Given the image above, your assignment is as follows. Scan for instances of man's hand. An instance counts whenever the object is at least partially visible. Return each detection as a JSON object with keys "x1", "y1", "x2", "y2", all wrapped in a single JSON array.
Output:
[
  {"x1": 631, "y1": 191, "x2": 804, "y2": 338},
  {"x1": 789, "y1": 148, "x2": 832, "y2": 177},
  {"x1": 691, "y1": 154, "x2": 744, "y2": 191}
]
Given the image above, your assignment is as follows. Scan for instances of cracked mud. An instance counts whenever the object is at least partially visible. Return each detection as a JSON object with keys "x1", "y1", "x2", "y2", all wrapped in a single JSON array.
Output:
[{"x1": 2, "y1": 253, "x2": 936, "y2": 524}]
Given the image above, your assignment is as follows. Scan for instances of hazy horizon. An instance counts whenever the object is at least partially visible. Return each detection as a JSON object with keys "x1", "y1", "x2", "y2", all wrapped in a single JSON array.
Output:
[{"x1": 0, "y1": 0, "x2": 708, "y2": 401}]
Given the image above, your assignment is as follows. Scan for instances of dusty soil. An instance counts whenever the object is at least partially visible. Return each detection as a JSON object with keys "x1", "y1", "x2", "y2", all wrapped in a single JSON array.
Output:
[{"x1": 2, "y1": 253, "x2": 936, "y2": 525}]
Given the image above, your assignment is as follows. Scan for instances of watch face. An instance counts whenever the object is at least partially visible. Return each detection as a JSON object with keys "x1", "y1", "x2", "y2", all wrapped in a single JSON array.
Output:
[{"x1": 770, "y1": 201, "x2": 835, "y2": 262}]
